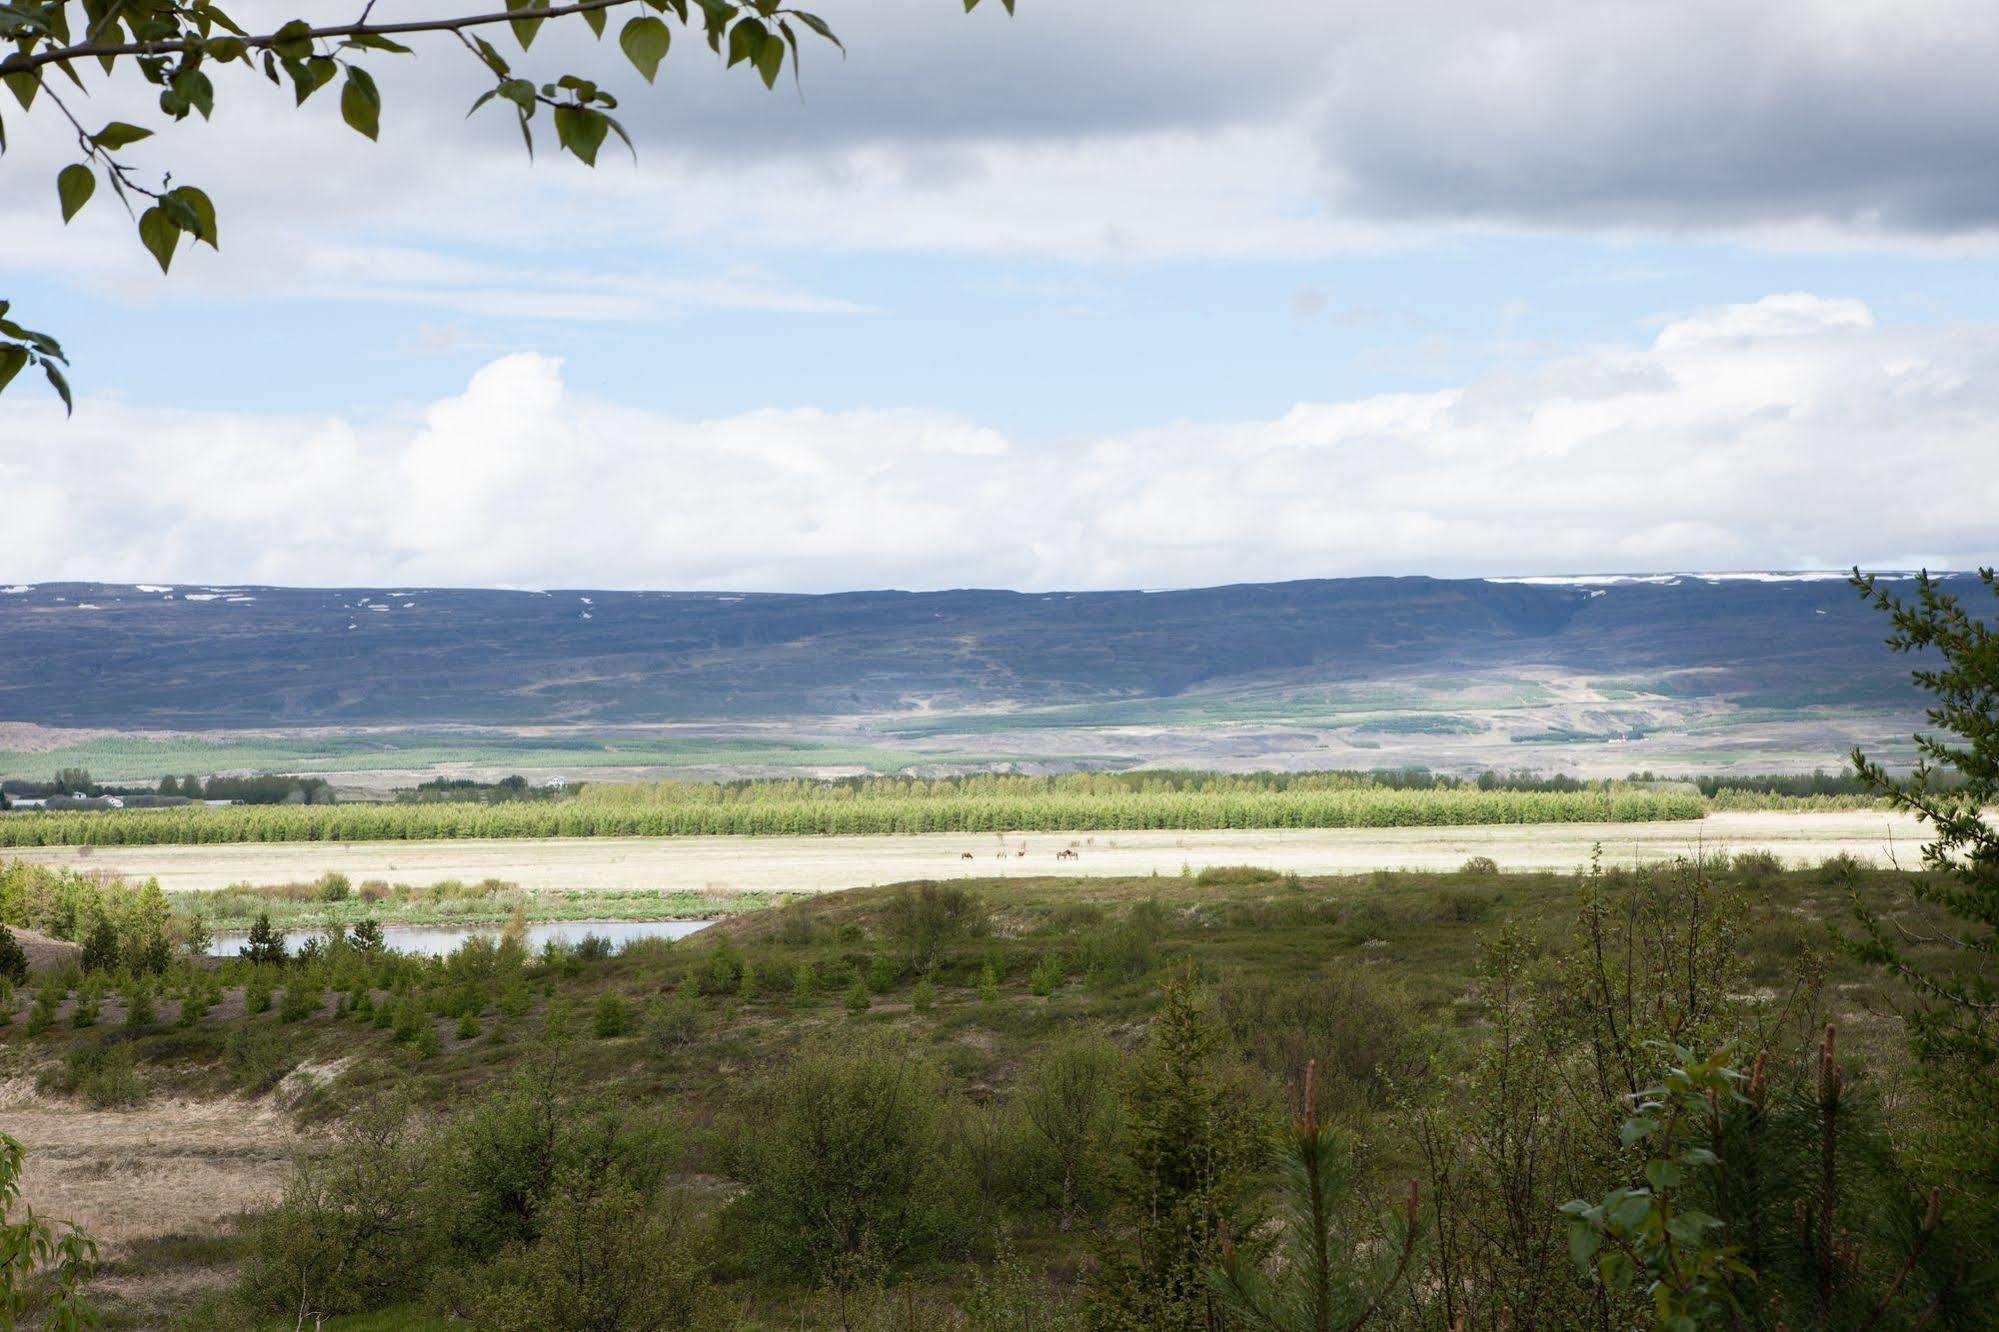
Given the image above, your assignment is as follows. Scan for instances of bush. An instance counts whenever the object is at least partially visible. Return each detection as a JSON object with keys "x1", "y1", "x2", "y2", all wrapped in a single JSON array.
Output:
[
  {"x1": 912, "y1": 979, "x2": 936, "y2": 1013},
  {"x1": 574, "y1": 933, "x2": 614, "y2": 963},
  {"x1": 1195, "y1": 865, "x2": 1282, "y2": 887},
  {"x1": 38, "y1": 1041, "x2": 146, "y2": 1108},
  {"x1": 978, "y1": 960, "x2": 1001, "y2": 1004},
  {"x1": 844, "y1": 978, "x2": 871, "y2": 1016},
  {"x1": 592, "y1": 992, "x2": 631, "y2": 1039},
  {"x1": 866, "y1": 955, "x2": 897, "y2": 994},
  {"x1": 70, "y1": 987, "x2": 99, "y2": 1028},
  {"x1": 226, "y1": 1023, "x2": 299, "y2": 1094},
  {"x1": 1029, "y1": 953, "x2": 1064, "y2": 998},
  {"x1": 245, "y1": 976, "x2": 273, "y2": 1015},
  {"x1": 315, "y1": 872, "x2": 351, "y2": 903},
  {"x1": 645, "y1": 977, "x2": 701, "y2": 1052},
  {"x1": 726, "y1": 1034, "x2": 958, "y2": 1286},
  {"x1": 123, "y1": 979, "x2": 155, "y2": 1028},
  {"x1": 1458, "y1": 855, "x2": 1500, "y2": 876},
  {"x1": 455, "y1": 1013, "x2": 481, "y2": 1040},
  {"x1": 280, "y1": 982, "x2": 320, "y2": 1024},
  {"x1": 1433, "y1": 887, "x2": 1498, "y2": 924}
]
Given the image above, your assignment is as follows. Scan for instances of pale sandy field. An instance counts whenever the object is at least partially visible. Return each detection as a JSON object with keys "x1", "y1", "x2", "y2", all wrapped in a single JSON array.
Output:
[{"x1": 10, "y1": 810, "x2": 1932, "y2": 897}]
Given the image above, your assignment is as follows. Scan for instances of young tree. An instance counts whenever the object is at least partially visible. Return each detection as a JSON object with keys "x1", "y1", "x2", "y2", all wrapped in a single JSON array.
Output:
[
  {"x1": 0, "y1": 924, "x2": 28, "y2": 986},
  {"x1": 1210, "y1": 1061, "x2": 1423, "y2": 1332},
  {"x1": 241, "y1": 911, "x2": 288, "y2": 966},
  {"x1": 0, "y1": 0, "x2": 1013, "y2": 408},
  {"x1": 1848, "y1": 569, "x2": 1999, "y2": 1238},
  {"x1": 1015, "y1": 1035, "x2": 1121, "y2": 1230},
  {"x1": 1090, "y1": 973, "x2": 1262, "y2": 1332}
]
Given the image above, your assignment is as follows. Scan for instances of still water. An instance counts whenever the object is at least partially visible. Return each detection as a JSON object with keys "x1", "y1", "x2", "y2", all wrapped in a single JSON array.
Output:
[{"x1": 206, "y1": 918, "x2": 712, "y2": 958}]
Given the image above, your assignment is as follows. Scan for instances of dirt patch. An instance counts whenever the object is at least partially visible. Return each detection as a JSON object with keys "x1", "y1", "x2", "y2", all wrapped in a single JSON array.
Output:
[{"x1": 2, "y1": 1084, "x2": 299, "y2": 1251}]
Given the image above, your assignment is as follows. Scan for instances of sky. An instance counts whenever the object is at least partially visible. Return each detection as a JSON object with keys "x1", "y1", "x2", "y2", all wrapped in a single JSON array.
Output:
[{"x1": 3, "y1": 0, "x2": 1998, "y2": 591}]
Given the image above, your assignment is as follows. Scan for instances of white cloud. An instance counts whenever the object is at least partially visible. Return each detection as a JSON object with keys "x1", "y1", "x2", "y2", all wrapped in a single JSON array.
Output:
[{"x1": 5, "y1": 294, "x2": 1994, "y2": 590}]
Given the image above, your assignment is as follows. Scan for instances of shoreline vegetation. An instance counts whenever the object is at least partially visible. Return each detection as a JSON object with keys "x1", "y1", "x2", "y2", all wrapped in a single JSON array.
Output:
[{"x1": 0, "y1": 770, "x2": 1812, "y2": 847}]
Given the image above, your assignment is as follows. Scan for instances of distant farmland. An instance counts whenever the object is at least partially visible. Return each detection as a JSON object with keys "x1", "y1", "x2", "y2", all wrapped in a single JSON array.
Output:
[{"x1": 0, "y1": 774, "x2": 1707, "y2": 846}]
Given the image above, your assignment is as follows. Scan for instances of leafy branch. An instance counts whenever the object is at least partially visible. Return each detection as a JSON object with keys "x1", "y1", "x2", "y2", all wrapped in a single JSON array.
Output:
[{"x1": 0, "y1": 0, "x2": 1017, "y2": 409}]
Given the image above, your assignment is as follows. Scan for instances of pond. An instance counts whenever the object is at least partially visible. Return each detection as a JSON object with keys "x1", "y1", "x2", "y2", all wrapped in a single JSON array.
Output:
[{"x1": 205, "y1": 918, "x2": 713, "y2": 959}]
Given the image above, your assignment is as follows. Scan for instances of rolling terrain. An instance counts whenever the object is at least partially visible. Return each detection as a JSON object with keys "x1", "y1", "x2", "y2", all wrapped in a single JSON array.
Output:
[{"x1": 0, "y1": 572, "x2": 1939, "y2": 782}]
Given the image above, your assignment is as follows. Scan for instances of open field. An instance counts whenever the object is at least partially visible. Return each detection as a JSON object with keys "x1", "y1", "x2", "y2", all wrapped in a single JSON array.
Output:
[{"x1": 5, "y1": 809, "x2": 1931, "y2": 896}]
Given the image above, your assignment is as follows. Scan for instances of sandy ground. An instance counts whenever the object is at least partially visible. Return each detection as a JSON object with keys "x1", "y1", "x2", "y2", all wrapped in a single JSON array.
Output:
[
  {"x1": 0, "y1": 1081, "x2": 299, "y2": 1250},
  {"x1": 7, "y1": 810, "x2": 1933, "y2": 897}
]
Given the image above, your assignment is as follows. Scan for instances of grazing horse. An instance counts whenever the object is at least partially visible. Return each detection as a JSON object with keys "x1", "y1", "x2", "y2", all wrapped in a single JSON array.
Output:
[{"x1": 960, "y1": 852, "x2": 975, "y2": 861}]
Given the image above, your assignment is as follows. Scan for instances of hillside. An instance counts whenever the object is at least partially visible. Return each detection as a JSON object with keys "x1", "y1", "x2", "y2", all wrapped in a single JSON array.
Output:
[{"x1": 0, "y1": 573, "x2": 1923, "y2": 728}]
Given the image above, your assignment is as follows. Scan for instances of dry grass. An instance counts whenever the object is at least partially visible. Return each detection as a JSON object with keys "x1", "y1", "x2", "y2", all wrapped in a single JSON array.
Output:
[
  {"x1": 1, "y1": 1080, "x2": 297, "y2": 1252},
  {"x1": 9, "y1": 925, "x2": 82, "y2": 975}
]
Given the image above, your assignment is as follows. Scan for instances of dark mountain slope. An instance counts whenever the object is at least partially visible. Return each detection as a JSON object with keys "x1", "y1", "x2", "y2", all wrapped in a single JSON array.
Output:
[{"x1": 0, "y1": 574, "x2": 1922, "y2": 727}]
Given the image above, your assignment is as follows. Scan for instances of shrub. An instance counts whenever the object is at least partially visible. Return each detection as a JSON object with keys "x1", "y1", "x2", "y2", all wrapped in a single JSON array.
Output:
[
  {"x1": 315, "y1": 872, "x2": 351, "y2": 903},
  {"x1": 123, "y1": 979, "x2": 155, "y2": 1028},
  {"x1": 645, "y1": 977, "x2": 701, "y2": 1052},
  {"x1": 593, "y1": 992, "x2": 631, "y2": 1039},
  {"x1": 455, "y1": 1013, "x2": 481, "y2": 1040},
  {"x1": 178, "y1": 984, "x2": 212, "y2": 1027},
  {"x1": 912, "y1": 979, "x2": 936, "y2": 1013},
  {"x1": 1029, "y1": 953, "x2": 1064, "y2": 998},
  {"x1": 726, "y1": 1033, "x2": 957, "y2": 1286},
  {"x1": 245, "y1": 976, "x2": 273, "y2": 1015},
  {"x1": 1458, "y1": 855, "x2": 1500, "y2": 876},
  {"x1": 70, "y1": 987, "x2": 99, "y2": 1028},
  {"x1": 38, "y1": 1041, "x2": 146, "y2": 1107},
  {"x1": 866, "y1": 955, "x2": 897, "y2": 994},
  {"x1": 1433, "y1": 886, "x2": 1498, "y2": 924},
  {"x1": 1195, "y1": 865, "x2": 1281, "y2": 887},
  {"x1": 574, "y1": 933, "x2": 614, "y2": 963},
  {"x1": 280, "y1": 982, "x2": 320, "y2": 1024},
  {"x1": 844, "y1": 978, "x2": 871, "y2": 1016},
  {"x1": 225, "y1": 1023, "x2": 299, "y2": 1094},
  {"x1": 885, "y1": 882, "x2": 988, "y2": 971},
  {"x1": 978, "y1": 960, "x2": 1001, "y2": 1004}
]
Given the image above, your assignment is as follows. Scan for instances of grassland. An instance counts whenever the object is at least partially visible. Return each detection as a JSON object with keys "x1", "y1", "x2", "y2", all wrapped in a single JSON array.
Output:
[{"x1": 0, "y1": 855, "x2": 1955, "y2": 1329}]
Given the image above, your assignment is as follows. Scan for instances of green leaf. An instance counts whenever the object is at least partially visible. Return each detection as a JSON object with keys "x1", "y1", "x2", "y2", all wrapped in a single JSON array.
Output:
[
  {"x1": 137, "y1": 206, "x2": 181, "y2": 274},
  {"x1": 90, "y1": 120, "x2": 153, "y2": 150},
  {"x1": 4, "y1": 70, "x2": 39, "y2": 112},
  {"x1": 204, "y1": 36, "x2": 248, "y2": 61},
  {"x1": 340, "y1": 66, "x2": 381, "y2": 140},
  {"x1": 345, "y1": 32, "x2": 412, "y2": 53},
  {"x1": 506, "y1": 0, "x2": 548, "y2": 50},
  {"x1": 269, "y1": 18, "x2": 313, "y2": 61},
  {"x1": 790, "y1": 11, "x2": 842, "y2": 51},
  {"x1": 42, "y1": 359, "x2": 72, "y2": 414},
  {"x1": 726, "y1": 16, "x2": 765, "y2": 68},
  {"x1": 619, "y1": 16, "x2": 670, "y2": 82},
  {"x1": 57, "y1": 164, "x2": 95, "y2": 223},
  {"x1": 553, "y1": 104, "x2": 608, "y2": 166},
  {"x1": 752, "y1": 26, "x2": 782, "y2": 87},
  {"x1": 0, "y1": 345, "x2": 26, "y2": 396},
  {"x1": 582, "y1": 4, "x2": 606, "y2": 37},
  {"x1": 169, "y1": 185, "x2": 218, "y2": 248}
]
